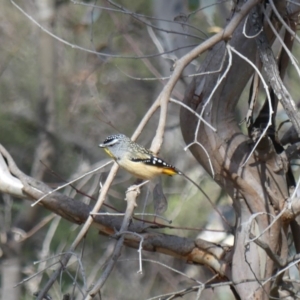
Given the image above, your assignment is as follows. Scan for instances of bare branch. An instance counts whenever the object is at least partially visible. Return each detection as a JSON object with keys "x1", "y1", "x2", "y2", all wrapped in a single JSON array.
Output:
[
  {"x1": 0, "y1": 144, "x2": 228, "y2": 271},
  {"x1": 252, "y1": 5, "x2": 300, "y2": 136},
  {"x1": 84, "y1": 186, "x2": 139, "y2": 298},
  {"x1": 151, "y1": 0, "x2": 262, "y2": 152},
  {"x1": 0, "y1": 149, "x2": 25, "y2": 198}
]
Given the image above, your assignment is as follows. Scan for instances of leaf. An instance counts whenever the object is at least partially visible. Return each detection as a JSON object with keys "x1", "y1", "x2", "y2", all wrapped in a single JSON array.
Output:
[{"x1": 153, "y1": 182, "x2": 168, "y2": 215}]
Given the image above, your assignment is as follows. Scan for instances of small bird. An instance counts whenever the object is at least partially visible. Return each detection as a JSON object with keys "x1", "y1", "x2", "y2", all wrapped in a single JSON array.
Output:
[
  {"x1": 99, "y1": 134, "x2": 181, "y2": 180},
  {"x1": 99, "y1": 134, "x2": 229, "y2": 226}
]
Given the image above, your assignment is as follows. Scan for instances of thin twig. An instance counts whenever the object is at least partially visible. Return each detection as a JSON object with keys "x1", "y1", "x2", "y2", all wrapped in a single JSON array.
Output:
[
  {"x1": 263, "y1": 7, "x2": 300, "y2": 78},
  {"x1": 10, "y1": 0, "x2": 201, "y2": 60},
  {"x1": 170, "y1": 98, "x2": 216, "y2": 132},
  {"x1": 269, "y1": 0, "x2": 300, "y2": 44},
  {"x1": 84, "y1": 185, "x2": 140, "y2": 299},
  {"x1": 229, "y1": 46, "x2": 273, "y2": 167},
  {"x1": 188, "y1": 44, "x2": 232, "y2": 178},
  {"x1": 31, "y1": 161, "x2": 113, "y2": 207}
]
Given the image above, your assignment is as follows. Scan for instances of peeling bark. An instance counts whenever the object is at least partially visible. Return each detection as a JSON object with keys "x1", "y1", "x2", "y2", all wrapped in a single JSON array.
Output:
[{"x1": 180, "y1": 3, "x2": 296, "y2": 298}]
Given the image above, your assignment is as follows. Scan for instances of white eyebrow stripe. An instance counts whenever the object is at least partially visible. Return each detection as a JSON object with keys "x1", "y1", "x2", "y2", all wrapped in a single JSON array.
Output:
[{"x1": 105, "y1": 139, "x2": 119, "y2": 145}]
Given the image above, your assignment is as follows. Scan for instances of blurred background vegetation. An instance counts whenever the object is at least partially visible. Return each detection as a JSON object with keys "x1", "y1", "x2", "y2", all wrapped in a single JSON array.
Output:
[{"x1": 1, "y1": 1, "x2": 299, "y2": 299}]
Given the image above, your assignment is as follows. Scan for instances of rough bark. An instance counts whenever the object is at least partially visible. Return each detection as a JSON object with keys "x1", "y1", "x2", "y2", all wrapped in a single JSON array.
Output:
[{"x1": 180, "y1": 4, "x2": 293, "y2": 299}]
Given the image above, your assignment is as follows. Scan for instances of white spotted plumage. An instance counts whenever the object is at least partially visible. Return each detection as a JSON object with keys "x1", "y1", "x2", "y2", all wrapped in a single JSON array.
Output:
[{"x1": 99, "y1": 134, "x2": 181, "y2": 179}]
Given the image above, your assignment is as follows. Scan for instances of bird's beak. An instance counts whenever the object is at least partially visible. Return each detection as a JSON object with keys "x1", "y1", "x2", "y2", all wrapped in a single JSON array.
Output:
[{"x1": 99, "y1": 145, "x2": 115, "y2": 159}]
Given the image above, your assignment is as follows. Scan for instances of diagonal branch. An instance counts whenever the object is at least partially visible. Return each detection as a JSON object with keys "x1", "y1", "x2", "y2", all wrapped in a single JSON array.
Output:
[
  {"x1": 252, "y1": 6, "x2": 300, "y2": 136},
  {"x1": 84, "y1": 186, "x2": 139, "y2": 299},
  {"x1": 0, "y1": 144, "x2": 228, "y2": 273},
  {"x1": 149, "y1": 0, "x2": 261, "y2": 152}
]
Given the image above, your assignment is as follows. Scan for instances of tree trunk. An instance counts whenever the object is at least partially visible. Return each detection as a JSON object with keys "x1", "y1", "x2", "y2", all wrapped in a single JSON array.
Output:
[{"x1": 180, "y1": 10, "x2": 289, "y2": 299}]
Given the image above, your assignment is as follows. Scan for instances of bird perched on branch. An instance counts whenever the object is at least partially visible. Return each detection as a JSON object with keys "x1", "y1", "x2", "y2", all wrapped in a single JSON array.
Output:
[
  {"x1": 99, "y1": 134, "x2": 181, "y2": 180},
  {"x1": 99, "y1": 134, "x2": 228, "y2": 224}
]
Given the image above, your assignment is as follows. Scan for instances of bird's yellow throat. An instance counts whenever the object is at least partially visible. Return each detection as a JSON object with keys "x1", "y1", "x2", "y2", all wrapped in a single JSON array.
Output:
[{"x1": 103, "y1": 147, "x2": 115, "y2": 159}]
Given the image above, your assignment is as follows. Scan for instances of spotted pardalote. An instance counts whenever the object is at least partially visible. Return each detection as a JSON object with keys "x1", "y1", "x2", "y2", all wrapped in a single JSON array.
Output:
[{"x1": 99, "y1": 134, "x2": 181, "y2": 180}]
